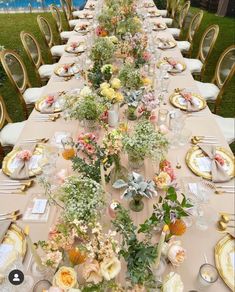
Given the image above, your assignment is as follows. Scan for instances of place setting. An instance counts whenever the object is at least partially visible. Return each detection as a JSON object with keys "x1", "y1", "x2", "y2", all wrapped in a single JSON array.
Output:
[
  {"x1": 64, "y1": 41, "x2": 87, "y2": 55},
  {"x1": 156, "y1": 38, "x2": 177, "y2": 50},
  {"x1": 74, "y1": 22, "x2": 91, "y2": 34},
  {"x1": 152, "y1": 22, "x2": 167, "y2": 31},
  {"x1": 147, "y1": 9, "x2": 161, "y2": 17},
  {"x1": 157, "y1": 57, "x2": 186, "y2": 75}
]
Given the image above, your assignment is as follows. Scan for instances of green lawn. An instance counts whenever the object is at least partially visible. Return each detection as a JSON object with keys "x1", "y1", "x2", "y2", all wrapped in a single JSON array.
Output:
[{"x1": 0, "y1": 8, "x2": 234, "y2": 149}]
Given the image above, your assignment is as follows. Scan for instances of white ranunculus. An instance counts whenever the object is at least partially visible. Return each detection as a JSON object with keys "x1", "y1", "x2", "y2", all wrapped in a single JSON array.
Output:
[
  {"x1": 80, "y1": 86, "x2": 92, "y2": 98},
  {"x1": 100, "y1": 256, "x2": 121, "y2": 281},
  {"x1": 163, "y1": 272, "x2": 184, "y2": 292}
]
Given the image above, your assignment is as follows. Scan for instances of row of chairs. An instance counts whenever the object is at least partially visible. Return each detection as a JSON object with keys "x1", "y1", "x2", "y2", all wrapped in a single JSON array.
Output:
[{"x1": 0, "y1": 0, "x2": 85, "y2": 156}]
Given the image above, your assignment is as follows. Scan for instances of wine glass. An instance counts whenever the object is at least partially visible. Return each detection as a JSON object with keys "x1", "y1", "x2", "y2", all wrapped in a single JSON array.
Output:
[{"x1": 61, "y1": 137, "x2": 75, "y2": 160}]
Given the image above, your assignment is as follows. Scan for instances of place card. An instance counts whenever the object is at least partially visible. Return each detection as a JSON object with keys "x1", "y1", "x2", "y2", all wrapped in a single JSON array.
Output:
[{"x1": 32, "y1": 199, "x2": 48, "y2": 214}]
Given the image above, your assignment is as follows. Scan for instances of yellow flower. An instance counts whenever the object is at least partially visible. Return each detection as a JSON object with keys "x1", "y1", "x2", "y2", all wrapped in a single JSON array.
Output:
[
  {"x1": 115, "y1": 92, "x2": 124, "y2": 102},
  {"x1": 119, "y1": 123, "x2": 128, "y2": 133},
  {"x1": 100, "y1": 256, "x2": 121, "y2": 281},
  {"x1": 142, "y1": 77, "x2": 152, "y2": 86},
  {"x1": 53, "y1": 266, "x2": 78, "y2": 290},
  {"x1": 100, "y1": 82, "x2": 110, "y2": 90},
  {"x1": 111, "y1": 78, "x2": 121, "y2": 90},
  {"x1": 101, "y1": 88, "x2": 116, "y2": 100},
  {"x1": 109, "y1": 36, "x2": 118, "y2": 44}
]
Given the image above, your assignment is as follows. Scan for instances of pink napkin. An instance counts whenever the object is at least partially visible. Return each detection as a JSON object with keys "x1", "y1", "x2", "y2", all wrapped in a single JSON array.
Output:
[
  {"x1": 198, "y1": 144, "x2": 230, "y2": 183},
  {"x1": 179, "y1": 91, "x2": 199, "y2": 112}
]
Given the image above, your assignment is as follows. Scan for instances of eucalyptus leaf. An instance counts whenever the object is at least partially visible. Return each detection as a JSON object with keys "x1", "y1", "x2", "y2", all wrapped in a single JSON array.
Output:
[{"x1": 113, "y1": 179, "x2": 128, "y2": 189}]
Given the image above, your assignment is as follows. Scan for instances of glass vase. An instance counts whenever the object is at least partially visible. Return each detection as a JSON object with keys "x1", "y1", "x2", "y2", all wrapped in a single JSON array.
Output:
[
  {"x1": 127, "y1": 105, "x2": 137, "y2": 120},
  {"x1": 110, "y1": 155, "x2": 128, "y2": 184},
  {"x1": 128, "y1": 153, "x2": 144, "y2": 170},
  {"x1": 129, "y1": 194, "x2": 144, "y2": 212},
  {"x1": 83, "y1": 119, "x2": 97, "y2": 132},
  {"x1": 108, "y1": 103, "x2": 119, "y2": 128}
]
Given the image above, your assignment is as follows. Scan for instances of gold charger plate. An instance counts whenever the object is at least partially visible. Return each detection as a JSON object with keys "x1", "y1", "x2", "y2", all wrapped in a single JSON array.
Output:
[
  {"x1": 35, "y1": 95, "x2": 62, "y2": 113},
  {"x1": 74, "y1": 24, "x2": 90, "y2": 33},
  {"x1": 2, "y1": 144, "x2": 45, "y2": 177},
  {"x1": 157, "y1": 59, "x2": 186, "y2": 73},
  {"x1": 185, "y1": 146, "x2": 235, "y2": 180},
  {"x1": 148, "y1": 11, "x2": 161, "y2": 17},
  {"x1": 169, "y1": 92, "x2": 206, "y2": 111},
  {"x1": 215, "y1": 234, "x2": 235, "y2": 291},
  {"x1": 65, "y1": 42, "x2": 86, "y2": 54},
  {"x1": 153, "y1": 24, "x2": 167, "y2": 31},
  {"x1": 54, "y1": 64, "x2": 79, "y2": 77}
]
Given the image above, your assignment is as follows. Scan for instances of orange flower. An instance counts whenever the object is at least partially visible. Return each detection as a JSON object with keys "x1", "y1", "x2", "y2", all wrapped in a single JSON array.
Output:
[
  {"x1": 169, "y1": 219, "x2": 186, "y2": 236},
  {"x1": 68, "y1": 247, "x2": 86, "y2": 265}
]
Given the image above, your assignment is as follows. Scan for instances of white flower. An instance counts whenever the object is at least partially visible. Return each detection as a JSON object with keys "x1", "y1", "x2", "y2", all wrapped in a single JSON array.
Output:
[
  {"x1": 100, "y1": 256, "x2": 121, "y2": 280},
  {"x1": 80, "y1": 86, "x2": 92, "y2": 97},
  {"x1": 167, "y1": 242, "x2": 186, "y2": 266},
  {"x1": 53, "y1": 266, "x2": 78, "y2": 290},
  {"x1": 162, "y1": 272, "x2": 184, "y2": 292}
]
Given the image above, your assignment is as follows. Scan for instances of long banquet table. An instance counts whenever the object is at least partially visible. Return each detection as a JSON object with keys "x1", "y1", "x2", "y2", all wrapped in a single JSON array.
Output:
[{"x1": 0, "y1": 0, "x2": 234, "y2": 290}]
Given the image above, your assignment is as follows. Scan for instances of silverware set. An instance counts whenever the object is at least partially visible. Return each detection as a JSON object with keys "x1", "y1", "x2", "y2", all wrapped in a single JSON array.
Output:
[
  {"x1": 0, "y1": 209, "x2": 22, "y2": 221},
  {"x1": 19, "y1": 138, "x2": 49, "y2": 144},
  {"x1": 217, "y1": 213, "x2": 235, "y2": 231},
  {"x1": 203, "y1": 180, "x2": 234, "y2": 195},
  {"x1": 0, "y1": 179, "x2": 34, "y2": 193},
  {"x1": 191, "y1": 135, "x2": 219, "y2": 145}
]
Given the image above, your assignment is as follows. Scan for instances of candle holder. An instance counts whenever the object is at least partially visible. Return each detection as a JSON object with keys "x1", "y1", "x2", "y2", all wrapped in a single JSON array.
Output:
[{"x1": 198, "y1": 263, "x2": 219, "y2": 286}]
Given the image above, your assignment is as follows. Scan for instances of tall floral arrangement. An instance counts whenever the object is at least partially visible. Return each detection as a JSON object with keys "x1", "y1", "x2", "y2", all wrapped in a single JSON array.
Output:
[{"x1": 90, "y1": 37, "x2": 116, "y2": 66}]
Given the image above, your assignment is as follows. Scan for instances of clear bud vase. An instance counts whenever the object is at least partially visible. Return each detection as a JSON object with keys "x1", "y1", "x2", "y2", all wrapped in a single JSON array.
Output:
[
  {"x1": 110, "y1": 155, "x2": 128, "y2": 184},
  {"x1": 127, "y1": 105, "x2": 137, "y2": 120},
  {"x1": 108, "y1": 103, "x2": 119, "y2": 128},
  {"x1": 128, "y1": 153, "x2": 144, "y2": 170}
]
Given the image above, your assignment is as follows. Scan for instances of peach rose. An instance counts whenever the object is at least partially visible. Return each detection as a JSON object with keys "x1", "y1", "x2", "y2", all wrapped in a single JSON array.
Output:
[
  {"x1": 100, "y1": 256, "x2": 121, "y2": 281},
  {"x1": 167, "y1": 241, "x2": 186, "y2": 266},
  {"x1": 154, "y1": 172, "x2": 171, "y2": 189},
  {"x1": 82, "y1": 260, "x2": 102, "y2": 284},
  {"x1": 53, "y1": 266, "x2": 78, "y2": 290}
]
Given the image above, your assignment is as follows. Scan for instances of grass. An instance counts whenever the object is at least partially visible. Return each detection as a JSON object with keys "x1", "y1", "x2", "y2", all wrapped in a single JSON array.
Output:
[{"x1": 0, "y1": 7, "x2": 234, "y2": 149}]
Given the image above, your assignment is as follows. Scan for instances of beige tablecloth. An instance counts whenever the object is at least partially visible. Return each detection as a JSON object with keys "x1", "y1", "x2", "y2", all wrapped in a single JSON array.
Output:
[{"x1": 0, "y1": 1, "x2": 234, "y2": 291}]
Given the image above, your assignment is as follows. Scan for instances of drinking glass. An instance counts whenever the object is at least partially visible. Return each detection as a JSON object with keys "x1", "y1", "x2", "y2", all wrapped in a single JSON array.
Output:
[
  {"x1": 61, "y1": 137, "x2": 75, "y2": 160},
  {"x1": 157, "y1": 109, "x2": 169, "y2": 126}
]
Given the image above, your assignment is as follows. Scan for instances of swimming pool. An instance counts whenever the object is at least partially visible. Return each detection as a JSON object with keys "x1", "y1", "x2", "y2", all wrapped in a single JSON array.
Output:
[{"x1": 0, "y1": 0, "x2": 86, "y2": 12}]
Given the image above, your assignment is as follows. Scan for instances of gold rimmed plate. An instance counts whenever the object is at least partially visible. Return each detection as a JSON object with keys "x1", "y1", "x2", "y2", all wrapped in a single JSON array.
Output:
[
  {"x1": 2, "y1": 144, "x2": 46, "y2": 178},
  {"x1": 74, "y1": 23, "x2": 91, "y2": 33},
  {"x1": 35, "y1": 94, "x2": 62, "y2": 113},
  {"x1": 169, "y1": 92, "x2": 206, "y2": 111},
  {"x1": 148, "y1": 10, "x2": 161, "y2": 17},
  {"x1": 54, "y1": 63, "x2": 79, "y2": 77},
  {"x1": 157, "y1": 59, "x2": 186, "y2": 73},
  {"x1": 157, "y1": 40, "x2": 176, "y2": 50},
  {"x1": 186, "y1": 146, "x2": 235, "y2": 180},
  {"x1": 215, "y1": 234, "x2": 235, "y2": 291},
  {"x1": 79, "y1": 13, "x2": 93, "y2": 19},
  {"x1": 65, "y1": 42, "x2": 86, "y2": 54}
]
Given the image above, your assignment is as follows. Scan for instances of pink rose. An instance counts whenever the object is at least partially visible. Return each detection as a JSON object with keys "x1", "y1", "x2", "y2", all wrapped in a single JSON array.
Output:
[
  {"x1": 142, "y1": 51, "x2": 151, "y2": 62},
  {"x1": 63, "y1": 65, "x2": 70, "y2": 72},
  {"x1": 214, "y1": 154, "x2": 225, "y2": 166},
  {"x1": 46, "y1": 95, "x2": 55, "y2": 105},
  {"x1": 149, "y1": 114, "x2": 157, "y2": 124},
  {"x1": 16, "y1": 150, "x2": 32, "y2": 161}
]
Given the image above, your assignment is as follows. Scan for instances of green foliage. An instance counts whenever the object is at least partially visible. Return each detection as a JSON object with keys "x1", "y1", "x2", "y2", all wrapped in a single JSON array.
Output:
[
  {"x1": 90, "y1": 37, "x2": 115, "y2": 65},
  {"x1": 119, "y1": 63, "x2": 143, "y2": 90},
  {"x1": 112, "y1": 205, "x2": 158, "y2": 287}
]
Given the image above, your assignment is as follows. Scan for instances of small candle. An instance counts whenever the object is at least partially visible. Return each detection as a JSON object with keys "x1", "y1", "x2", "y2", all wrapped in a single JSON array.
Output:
[{"x1": 198, "y1": 263, "x2": 218, "y2": 286}]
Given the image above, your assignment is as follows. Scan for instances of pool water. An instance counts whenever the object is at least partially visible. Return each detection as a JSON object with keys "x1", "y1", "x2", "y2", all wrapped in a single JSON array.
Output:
[{"x1": 0, "y1": 0, "x2": 87, "y2": 11}]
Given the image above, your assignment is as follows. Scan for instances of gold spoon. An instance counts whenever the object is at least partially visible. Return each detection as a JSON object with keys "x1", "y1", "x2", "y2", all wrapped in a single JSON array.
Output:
[
  {"x1": 220, "y1": 214, "x2": 235, "y2": 223},
  {"x1": 176, "y1": 157, "x2": 181, "y2": 169},
  {"x1": 218, "y1": 221, "x2": 235, "y2": 231}
]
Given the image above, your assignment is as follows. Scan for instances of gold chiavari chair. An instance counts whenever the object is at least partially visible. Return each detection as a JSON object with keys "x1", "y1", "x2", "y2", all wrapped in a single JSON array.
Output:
[
  {"x1": 0, "y1": 94, "x2": 26, "y2": 155},
  {"x1": 176, "y1": 10, "x2": 204, "y2": 56},
  {"x1": 184, "y1": 24, "x2": 219, "y2": 79},
  {"x1": 20, "y1": 31, "x2": 57, "y2": 84},
  {"x1": 37, "y1": 15, "x2": 66, "y2": 61},
  {"x1": 60, "y1": 0, "x2": 82, "y2": 29},
  {"x1": 168, "y1": 1, "x2": 191, "y2": 39},
  {"x1": 0, "y1": 50, "x2": 46, "y2": 118},
  {"x1": 195, "y1": 45, "x2": 235, "y2": 113},
  {"x1": 160, "y1": 0, "x2": 181, "y2": 26},
  {"x1": 50, "y1": 4, "x2": 75, "y2": 42}
]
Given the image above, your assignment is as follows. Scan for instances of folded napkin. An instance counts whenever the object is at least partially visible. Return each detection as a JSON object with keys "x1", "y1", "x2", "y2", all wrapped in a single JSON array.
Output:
[
  {"x1": 10, "y1": 144, "x2": 36, "y2": 180},
  {"x1": 41, "y1": 95, "x2": 56, "y2": 113},
  {"x1": 198, "y1": 144, "x2": 230, "y2": 183},
  {"x1": 165, "y1": 58, "x2": 184, "y2": 71},
  {"x1": 179, "y1": 91, "x2": 199, "y2": 112}
]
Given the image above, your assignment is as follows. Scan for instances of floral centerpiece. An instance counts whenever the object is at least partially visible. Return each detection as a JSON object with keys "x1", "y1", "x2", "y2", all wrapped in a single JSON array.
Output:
[
  {"x1": 122, "y1": 120, "x2": 169, "y2": 169},
  {"x1": 138, "y1": 91, "x2": 159, "y2": 119},
  {"x1": 72, "y1": 133, "x2": 113, "y2": 183},
  {"x1": 139, "y1": 187, "x2": 193, "y2": 237},
  {"x1": 113, "y1": 172, "x2": 157, "y2": 212},
  {"x1": 65, "y1": 87, "x2": 105, "y2": 131},
  {"x1": 102, "y1": 129, "x2": 128, "y2": 183},
  {"x1": 112, "y1": 205, "x2": 158, "y2": 289},
  {"x1": 90, "y1": 37, "x2": 116, "y2": 66}
]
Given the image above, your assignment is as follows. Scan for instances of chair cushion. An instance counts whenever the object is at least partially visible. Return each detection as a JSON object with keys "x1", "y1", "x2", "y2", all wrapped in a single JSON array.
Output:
[
  {"x1": 0, "y1": 121, "x2": 26, "y2": 147},
  {"x1": 69, "y1": 19, "x2": 82, "y2": 28},
  {"x1": 23, "y1": 86, "x2": 46, "y2": 104},
  {"x1": 51, "y1": 45, "x2": 66, "y2": 57},
  {"x1": 38, "y1": 63, "x2": 58, "y2": 79},
  {"x1": 157, "y1": 9, "x2": 167, "y2": 17},
  {"x1": 60, "y1": 31, "x2": 74, "y2": 40},
  {"x1": 213, "y1": 114, "x2": 235, "y2": 144},
  {"x1": 72, "y1": 10, "x2": 84, "y2": 18},
  {"x1": 161, "y1": 18, "x2": 173, "y2": 26},
  {"x1": 168, "y1": 28, "x2": 180, "y2": 38},
  {"x1": 184, "y1": 58, "x2": 203, "y2": 74},
  {"x1": 195, "y1": 81, "x2": 220, "y2": 101},
  {"x1": 176, "y1": 41, "x2": 191, "y2": 52}
]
